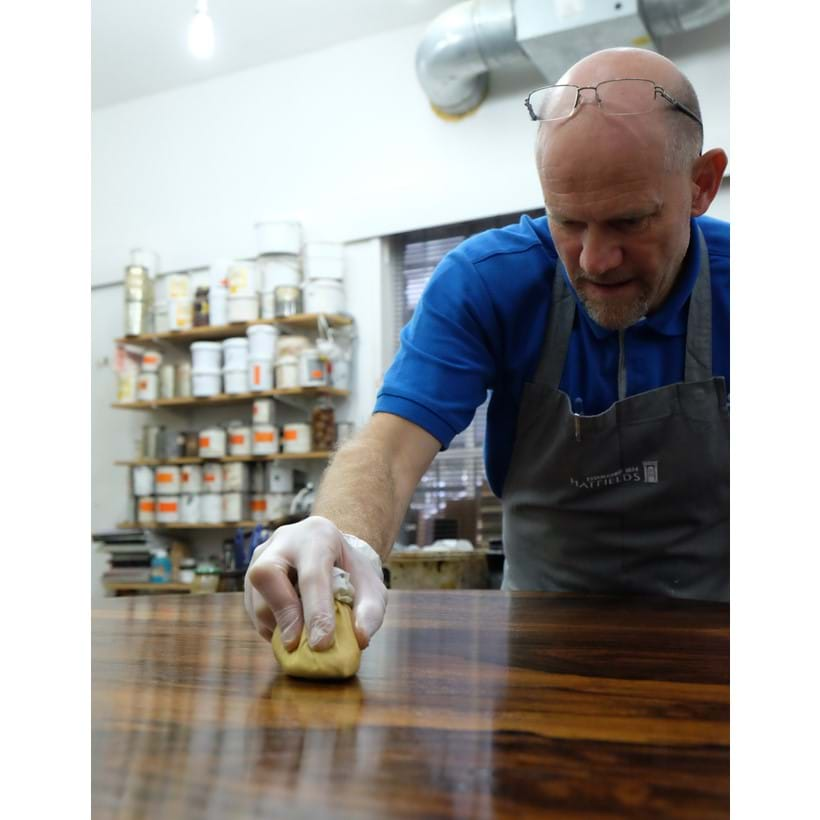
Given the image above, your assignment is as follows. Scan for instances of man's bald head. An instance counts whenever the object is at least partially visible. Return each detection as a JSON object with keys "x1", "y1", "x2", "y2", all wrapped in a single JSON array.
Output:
[{"x1": 535, "y1": 48, "x2": 702, "y2": 175}]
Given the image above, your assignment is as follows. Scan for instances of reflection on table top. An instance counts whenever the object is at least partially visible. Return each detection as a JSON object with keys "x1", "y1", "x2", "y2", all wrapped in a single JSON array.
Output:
[{"x1": 92, "y1": 591, "x2": 729, "y2": 819}]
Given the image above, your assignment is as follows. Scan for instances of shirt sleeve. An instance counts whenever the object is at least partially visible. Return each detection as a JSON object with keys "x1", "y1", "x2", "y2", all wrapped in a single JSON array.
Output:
[{"x1": 374, "y1": 247, "x2": 499, "y2": 449}]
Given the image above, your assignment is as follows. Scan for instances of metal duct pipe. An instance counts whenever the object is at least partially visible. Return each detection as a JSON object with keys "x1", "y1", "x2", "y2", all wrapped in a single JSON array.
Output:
[
  {"x1": 640, "y1": 0, "x2": 730, "y2": 38},
  {"x1": 415, "y1": 0, "x2": 526, "y2": 119}
]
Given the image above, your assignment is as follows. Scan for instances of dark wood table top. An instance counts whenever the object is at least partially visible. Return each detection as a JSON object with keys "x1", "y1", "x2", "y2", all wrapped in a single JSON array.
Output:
[{"x1": 92, "y1": 591, "x2": 729, "y2": 819}]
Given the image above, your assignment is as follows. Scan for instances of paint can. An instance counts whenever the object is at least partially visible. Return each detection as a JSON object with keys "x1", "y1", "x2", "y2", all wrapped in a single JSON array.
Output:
[
  {"x1": 156, "y1": 496, "x2": 180, "y2": 523},
  {"x1": 168, "y1": 299, "x2": 193, "y2": 332},
  {"x1": 303, "y1": 278, "x2": 345, "y2": 315},
  {"x1": 141, "y1": 425, "x2": 163, "y2": 459},
  {"x1": 180, "y1": 493, "x2": 201, "y2": 524},
  {"x1": 274, "y1": 285, "x2": 302, "y2": 317},
  {"x1": 202, "y1": 462, "x2": 224, "y2": 492},
  {"x1": 228, "y1": 294, "x2": 259, "y2": 322},
  {"x1": 175, "y1": 362, "x2": 192, "y2": 398},
  {"x1": 191, "y1": 341, "x2": 222, "y2": 371},
  {"x1": 227, "y1": 260, "x2": 258, "y2": 296},
  {"x1": 251, "y1": 463, "x2": 266, "y2": 494},
  {"x1": 223, "y1": 368, "x2": 249, "y2": 395},
  {"x1": 250, "y1": 495, "x2": 268, "y2": 523},
  {"x1": 155, "y1": 465, "x2": 181, "y2": 495},
  {"x1": 276, "y1": 334, "x2": 311, "y2": 359},
  {"x1": 200, "y1": 493, "x2": 222, "y2": 523},
  {"x1": 252, "y1": 398, "x2": 275, "y2": 425},
  {"x1": 223, "y1": 492, "x2": 247, "y2": 523},
  {"x1": 299, "y1": 348, "x2": 329, "y2": 387},
  {"x1": 141, "y1": 350, "x2": 162, "y2": 372},
  {"x1": 282, "y1": 423, "x2": 311, "y2": 454},
  {"x1": 137, "y1": 372, "x2": 158, "y2": 401},
  {"x1": 158, "y1": 430, "x2": 185, "y2": 460},
  {"x1": 266, "y1": 464, "x2": 294, "y2": 493},
  {"x1": 180, "y1": 464, "x2": 202, "y2": 494},
  {"x1": 222, "y1": 337, "x2": 249, "y2": 370},
  {"x1": 136, "y1": 496, "x2": 156, "y2": 525},
  {"x1": 252, "y1": 424, "x2": 279, "y2": 455},
  {"x1": 132, "y1": 465, "x2": 155, "y2": 496},
  {"x1": 258, "y1": 255, "x2": 301, "y2": 290},
  {"x1": 159, "y1": 364, "x2": 176, "y2": 399},
  {"x1": 228, "y1": 422, "x2": 252, "y2": 456},
  {"x1": 199, "y1": 426, "x2": 227, "y2": 458},
  {"x1": 223, "y1": 462, "x2": 250, "y2": 492},
  {"x1": 254, "y1": 221, "x2": 302, "y2": 256}
]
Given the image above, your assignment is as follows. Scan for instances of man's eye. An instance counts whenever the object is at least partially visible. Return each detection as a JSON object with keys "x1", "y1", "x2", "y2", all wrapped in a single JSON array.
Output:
[{"x1": 613, "y1": 217, "x2": 648, "y2": 231}]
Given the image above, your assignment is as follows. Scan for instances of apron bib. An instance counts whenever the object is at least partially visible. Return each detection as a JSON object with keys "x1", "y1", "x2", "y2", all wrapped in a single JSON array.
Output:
[{"x1": 501, "y1": 226, "x2": 729, "y2": 601}]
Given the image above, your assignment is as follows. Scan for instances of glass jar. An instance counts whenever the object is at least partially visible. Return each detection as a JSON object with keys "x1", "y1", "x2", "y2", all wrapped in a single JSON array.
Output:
[
  {"x1": 193, "y1": 286, "x2": 210, "y2": 326},
  {"x1": 310, "y1": 397, "x2": 336, "y2": 452}
]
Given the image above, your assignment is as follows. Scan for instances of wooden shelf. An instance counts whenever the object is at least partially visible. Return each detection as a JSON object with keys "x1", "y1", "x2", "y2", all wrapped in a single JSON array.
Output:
[
  {"x1": 117, "y1": 520, "x2": 283, "y2": 530},
  {"x1": 115, "y1": 452, "x2": 331, "y2": 466},
  {"x1": 116, "y1": 314, "x2": 353, "y2": 347},
  {"x1": 112, "y1": 387, "x2": 349, "y2": 409},
  {"x1": 103, "y1": 582, "x2": 193, "y2": 593}
]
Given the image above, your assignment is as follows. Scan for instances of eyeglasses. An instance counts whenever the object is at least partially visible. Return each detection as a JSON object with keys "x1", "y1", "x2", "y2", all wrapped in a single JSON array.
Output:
[{"x1": 524, "y1": 78, "x2": 702, "y2": 128}]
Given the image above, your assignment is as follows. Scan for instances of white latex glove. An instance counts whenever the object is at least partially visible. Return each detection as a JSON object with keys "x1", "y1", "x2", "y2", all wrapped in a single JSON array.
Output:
[{"x1": 244, "y1": 515, "x2": 388, "y2": 651}]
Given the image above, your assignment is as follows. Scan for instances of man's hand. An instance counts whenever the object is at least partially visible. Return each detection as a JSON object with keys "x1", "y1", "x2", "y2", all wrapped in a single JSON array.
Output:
[{"x1": 244, "y1": 515, "x2": 388, "y2": 651}]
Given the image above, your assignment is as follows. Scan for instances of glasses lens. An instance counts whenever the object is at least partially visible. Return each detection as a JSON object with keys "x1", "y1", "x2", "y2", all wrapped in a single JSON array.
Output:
[
  {"x1": 597, "y1": 79, "x2": 656, "y2": 115},
  {"x1": 527, "y1": 86, "x2": 578, "y2": 121}
]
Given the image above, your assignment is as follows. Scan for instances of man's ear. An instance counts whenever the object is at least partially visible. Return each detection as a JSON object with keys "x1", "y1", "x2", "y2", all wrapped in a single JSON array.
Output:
[{"x1": 690, "y1": 148, "x2": 729, "y2": 217}]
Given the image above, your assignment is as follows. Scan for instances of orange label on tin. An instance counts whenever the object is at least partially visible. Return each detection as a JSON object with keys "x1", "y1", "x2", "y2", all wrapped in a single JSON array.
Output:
[
  {"x1": 144, "y1": 354, "x2": 158, "y2": 365},
  {"x1": 158, "y1": 501, "x2": 177, "y2": 513},
  {"x1": 204, "y1": 474, "x2": 215, "y2": 482},
  {"x1": 199, "y1": 436, "x2": 210, "y2": 448},
  {"x1": 311, "y1": 369, "x2": 324, "y2": 379},
  {"x1": 255, "y1": 431, "x2": 274, "y2": 443},
  {"x1": 284, "y1": 429, "x2": 298, "y2": 441},
  {"x1": 182, "y1": 471, "x2": 189, "y2": 481},
  {"x1": 253, "y1": 365, "x2": 261, "y2": 386},
  {"x1": 139, "y1": 499, "x2": 155, "y2": 512},
  {"x1": 156, "y1": 473, "x2": 174, "y2": 483},
  {"x1": 139, "y1": 379, "x2": 147, "y2": 390},
  {"x1": 230, "y1": 434, "x2": 246, "y2": 445},
  {"x1": 250, "y1": 499, "x2": 266, "y2": 512}
]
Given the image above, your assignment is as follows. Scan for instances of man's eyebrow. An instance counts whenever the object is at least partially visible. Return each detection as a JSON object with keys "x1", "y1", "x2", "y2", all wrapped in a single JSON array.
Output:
[{"x1": 547, "y1": 204, "x2": 662, "y2": 223}]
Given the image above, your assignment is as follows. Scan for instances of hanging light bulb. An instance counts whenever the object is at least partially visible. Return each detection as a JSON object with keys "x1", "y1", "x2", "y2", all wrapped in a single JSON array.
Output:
[{"x1": 188, "y1": 0, "x2": 215, "y2": 60}]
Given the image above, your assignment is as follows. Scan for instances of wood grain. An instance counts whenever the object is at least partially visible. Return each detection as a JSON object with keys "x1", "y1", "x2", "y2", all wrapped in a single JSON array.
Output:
[{"x1": 92, "y1": 591, "x2": 728, "y2": 819}]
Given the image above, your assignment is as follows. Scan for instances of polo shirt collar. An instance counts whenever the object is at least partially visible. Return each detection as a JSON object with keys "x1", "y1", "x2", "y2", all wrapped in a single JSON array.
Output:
[{"x1": 559, "y1": 218, "x2": 702, "y2": 339}]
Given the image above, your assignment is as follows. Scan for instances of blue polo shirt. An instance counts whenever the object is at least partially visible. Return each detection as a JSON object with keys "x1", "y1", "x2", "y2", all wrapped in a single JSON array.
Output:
[{"x1": 374, "y1": 214, "x2": 730, "y2": 497}]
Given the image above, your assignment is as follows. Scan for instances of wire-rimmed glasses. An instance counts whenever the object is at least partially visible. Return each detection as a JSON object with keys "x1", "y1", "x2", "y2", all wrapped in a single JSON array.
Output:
[{"x1": 524, "y1": 78, "x2": 702, "y2": 128}]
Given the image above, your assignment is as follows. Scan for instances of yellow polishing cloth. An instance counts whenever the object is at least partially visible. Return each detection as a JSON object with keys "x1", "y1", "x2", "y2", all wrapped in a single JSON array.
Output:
[{"x1": 272, "y1": 600, "x2": 362, "y2": 680}]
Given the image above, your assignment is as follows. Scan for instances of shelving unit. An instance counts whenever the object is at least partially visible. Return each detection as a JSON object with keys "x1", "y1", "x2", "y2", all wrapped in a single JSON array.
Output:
[
  {"x1": 111, "y1": 387, "x2": 348, "y2": 410},
  {"x1": 117, "y1": 517, "x2": 293, "y2": 530},
  {"x1": 115, "y1": 452, "x2": 332, "y2": 466},
  {"x1": 103, "y1": 582, "x2": 193, "y2": 595},
  {"x1": 115, "y1": 313, "x2": 352, "y2": 347}
]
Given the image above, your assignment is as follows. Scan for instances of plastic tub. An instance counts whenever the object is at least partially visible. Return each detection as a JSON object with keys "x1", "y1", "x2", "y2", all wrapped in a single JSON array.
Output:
[
  {"x1": 156, "y1": 497, "x2": 180, "y2": 523},
  {"x1": 200, "y1": 493, "x2": 222, "y2": 524},
  {"x1": 275, "y1": 355, "x2": 299, "y2": 389},
  {"x1": 192, "y1": 369, "x2": 221, "y2": 397},
  {"x1": 299, "y1": 348, "x2": 329, "y2": 387},
  {"x1": 228, "y1": 294, "x2": 259, "y2": 322},
  {"x1": 132, "y1": 465, "x2": 155, "y2": 496},
  {"x1": 155, "y1": 465, "x2": 181, "y2": 495},
  {"x1": 304, "y1": 278, "x2": 345, "y2": 315},
  {"x1": 223, "y1": 368, "x2": 248, "y2": 395},
  {"x1": 247, "y1": 324, "x2": 277, "y2": 360},
  {"x1": 282, "y1": 423, "x2": 311, "y2": 454},
  {"x1": 260, "y1": 291, "x2": 275, "y2": 320},
  {"x1": 223, "y1": 462, "x2": 250, "y2": 492},
  {"x1": 276, "y1": 335, "x2": 311, "y2": 359},
  {"x1": 199, "y1": 427, "x2": 226, "y2": 458},
  {"x1": 209, "y1": 287, "x2": 228, "y2": 326},
  {"x1": 222, "y1": 337, "x2": 249, "y2": 370},
  {"x1": 228, "y1": 260, "x2": 258, "y2": 296},
  {"x1": 180, "y1": 464, "x2": 202, "y2": 494},
  {"x1": 252, "y1": 424, "x2": 279, "y2": 455},
  {"x1": 202, "y1": 462, "x2": 224, "y2": 492},
  {"x1": 191, "y1": 341, "x2": 222, "y2": 371},
  {"x1": 258, "y1": 255, "x2": 301, "y2": 290},
  {"x1": 254, "y1": 221, "x2": 302, "y2": 256},
  {"x1": 248, "y1": 359, "x2": 274, "y2": 391},
  {"x1": 137, "y1": 372, "x2": 158, "y2": 401},
  {"x1": 168, "y1": 299, "x2": 193, "y2": 331},
  {"x1": 228, "y1": 423, "x2": 252, "y2": 456},
  {"x1": 159, "y1": 364, "x2": 176, "y2": 399}
]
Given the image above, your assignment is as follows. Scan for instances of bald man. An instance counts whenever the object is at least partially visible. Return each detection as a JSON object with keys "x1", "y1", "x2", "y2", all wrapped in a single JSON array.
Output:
[{"x1": 245, "y1": 48, "x2": 729, "y2": 654}]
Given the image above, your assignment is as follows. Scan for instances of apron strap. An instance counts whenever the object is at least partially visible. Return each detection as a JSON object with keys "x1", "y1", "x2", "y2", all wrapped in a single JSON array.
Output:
[
  {"x1": 533, "y1": 223, "x2": 714, "y2": 390},
  {"x1": 684, "y1": 225, "x2": 713, "y2": 383}
]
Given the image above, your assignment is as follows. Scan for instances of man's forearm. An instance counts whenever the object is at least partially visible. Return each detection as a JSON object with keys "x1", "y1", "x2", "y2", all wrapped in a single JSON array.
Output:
[{"x1": 312, "y1": 436, "x2": 404, "y2": 560}]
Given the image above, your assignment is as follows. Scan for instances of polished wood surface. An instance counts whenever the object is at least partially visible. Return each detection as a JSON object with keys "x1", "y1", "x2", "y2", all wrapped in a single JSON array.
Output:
[{"x1": 92, "y1": 591, "x2": 728, "y2": 819}]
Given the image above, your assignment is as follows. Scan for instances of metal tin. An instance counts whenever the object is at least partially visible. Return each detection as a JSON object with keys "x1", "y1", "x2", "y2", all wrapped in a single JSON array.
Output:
[
  {"x1": 125, "y1": 300, "x2": 149, "y2": 336},
  {"x1": 158, "y1": 430, "x2": 185, "y2": 460},
  {"x1": 159, "y1": 364, "x2": 176, "y2": 399},
  {"x1": 274, "y1": 285, "x2": 302, "y2": 317},
  {"x1": 141, "y1": 425, "x2": 163, "y2": 459},
  {"x1": 176, "y1": 362, "x2": 192, "y2": 398}
]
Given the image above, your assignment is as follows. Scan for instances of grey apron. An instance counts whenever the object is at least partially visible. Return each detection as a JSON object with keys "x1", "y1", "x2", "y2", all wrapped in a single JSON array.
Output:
[{"x1": 501, "y1": 227, "x2": 729, "y2": 601}]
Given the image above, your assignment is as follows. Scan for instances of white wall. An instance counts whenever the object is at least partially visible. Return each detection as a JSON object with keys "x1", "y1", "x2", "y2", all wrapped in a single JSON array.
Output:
[{"x1": 91, "y1": 16, "x2": 730, "y2": 540}]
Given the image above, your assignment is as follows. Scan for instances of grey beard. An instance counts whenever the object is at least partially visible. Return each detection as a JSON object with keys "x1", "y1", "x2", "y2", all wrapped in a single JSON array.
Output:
[{"x1": 577, "y1": 288, "x2": 651, "y2": 331}]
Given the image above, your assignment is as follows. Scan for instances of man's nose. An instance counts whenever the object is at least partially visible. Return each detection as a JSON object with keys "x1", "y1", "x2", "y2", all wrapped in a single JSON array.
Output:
[{"x1": 579, "y1": 228, "x2": 622, "y2": 276}]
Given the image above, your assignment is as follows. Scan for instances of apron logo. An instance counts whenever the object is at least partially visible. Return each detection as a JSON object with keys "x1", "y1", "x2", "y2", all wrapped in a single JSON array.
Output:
[{"x1": 570, "y1": 463, "x2": 660, "y2": 490}]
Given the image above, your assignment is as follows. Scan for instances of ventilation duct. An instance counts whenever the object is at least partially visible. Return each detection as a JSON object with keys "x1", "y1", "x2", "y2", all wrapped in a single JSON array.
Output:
[{"x1": 416, "y1": 0, "x2": 729, "y2": 118}]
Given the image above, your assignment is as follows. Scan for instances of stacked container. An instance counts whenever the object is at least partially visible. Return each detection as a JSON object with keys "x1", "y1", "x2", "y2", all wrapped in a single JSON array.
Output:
[
  {"x1": 124, "y1": 262, "x2": 155, "y2": 337},
  {"x1": 166, "y1": 272, "x2": 193, "y2": 332},
  {"x1": 255, "y1": 221, "x2": 303, "y2": 320},
  {"x1": 222, "y1": 337, "x2": 249, "y2": 394},
  {"x1": 191, "y1": 341, "x2": 222, "y2": 397},
  {"x1": 247, "y1": 325, "x2": 276, "y2": 392},
  {"x1": 209, "y1": 259, "x2": 231, "y2": 327},
  {"x1": 227, "y1": 260, "x2": 259, "y2": 322},
  {"x1": 303, "y1": 242, "x2": 346, "y2": 316}
]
